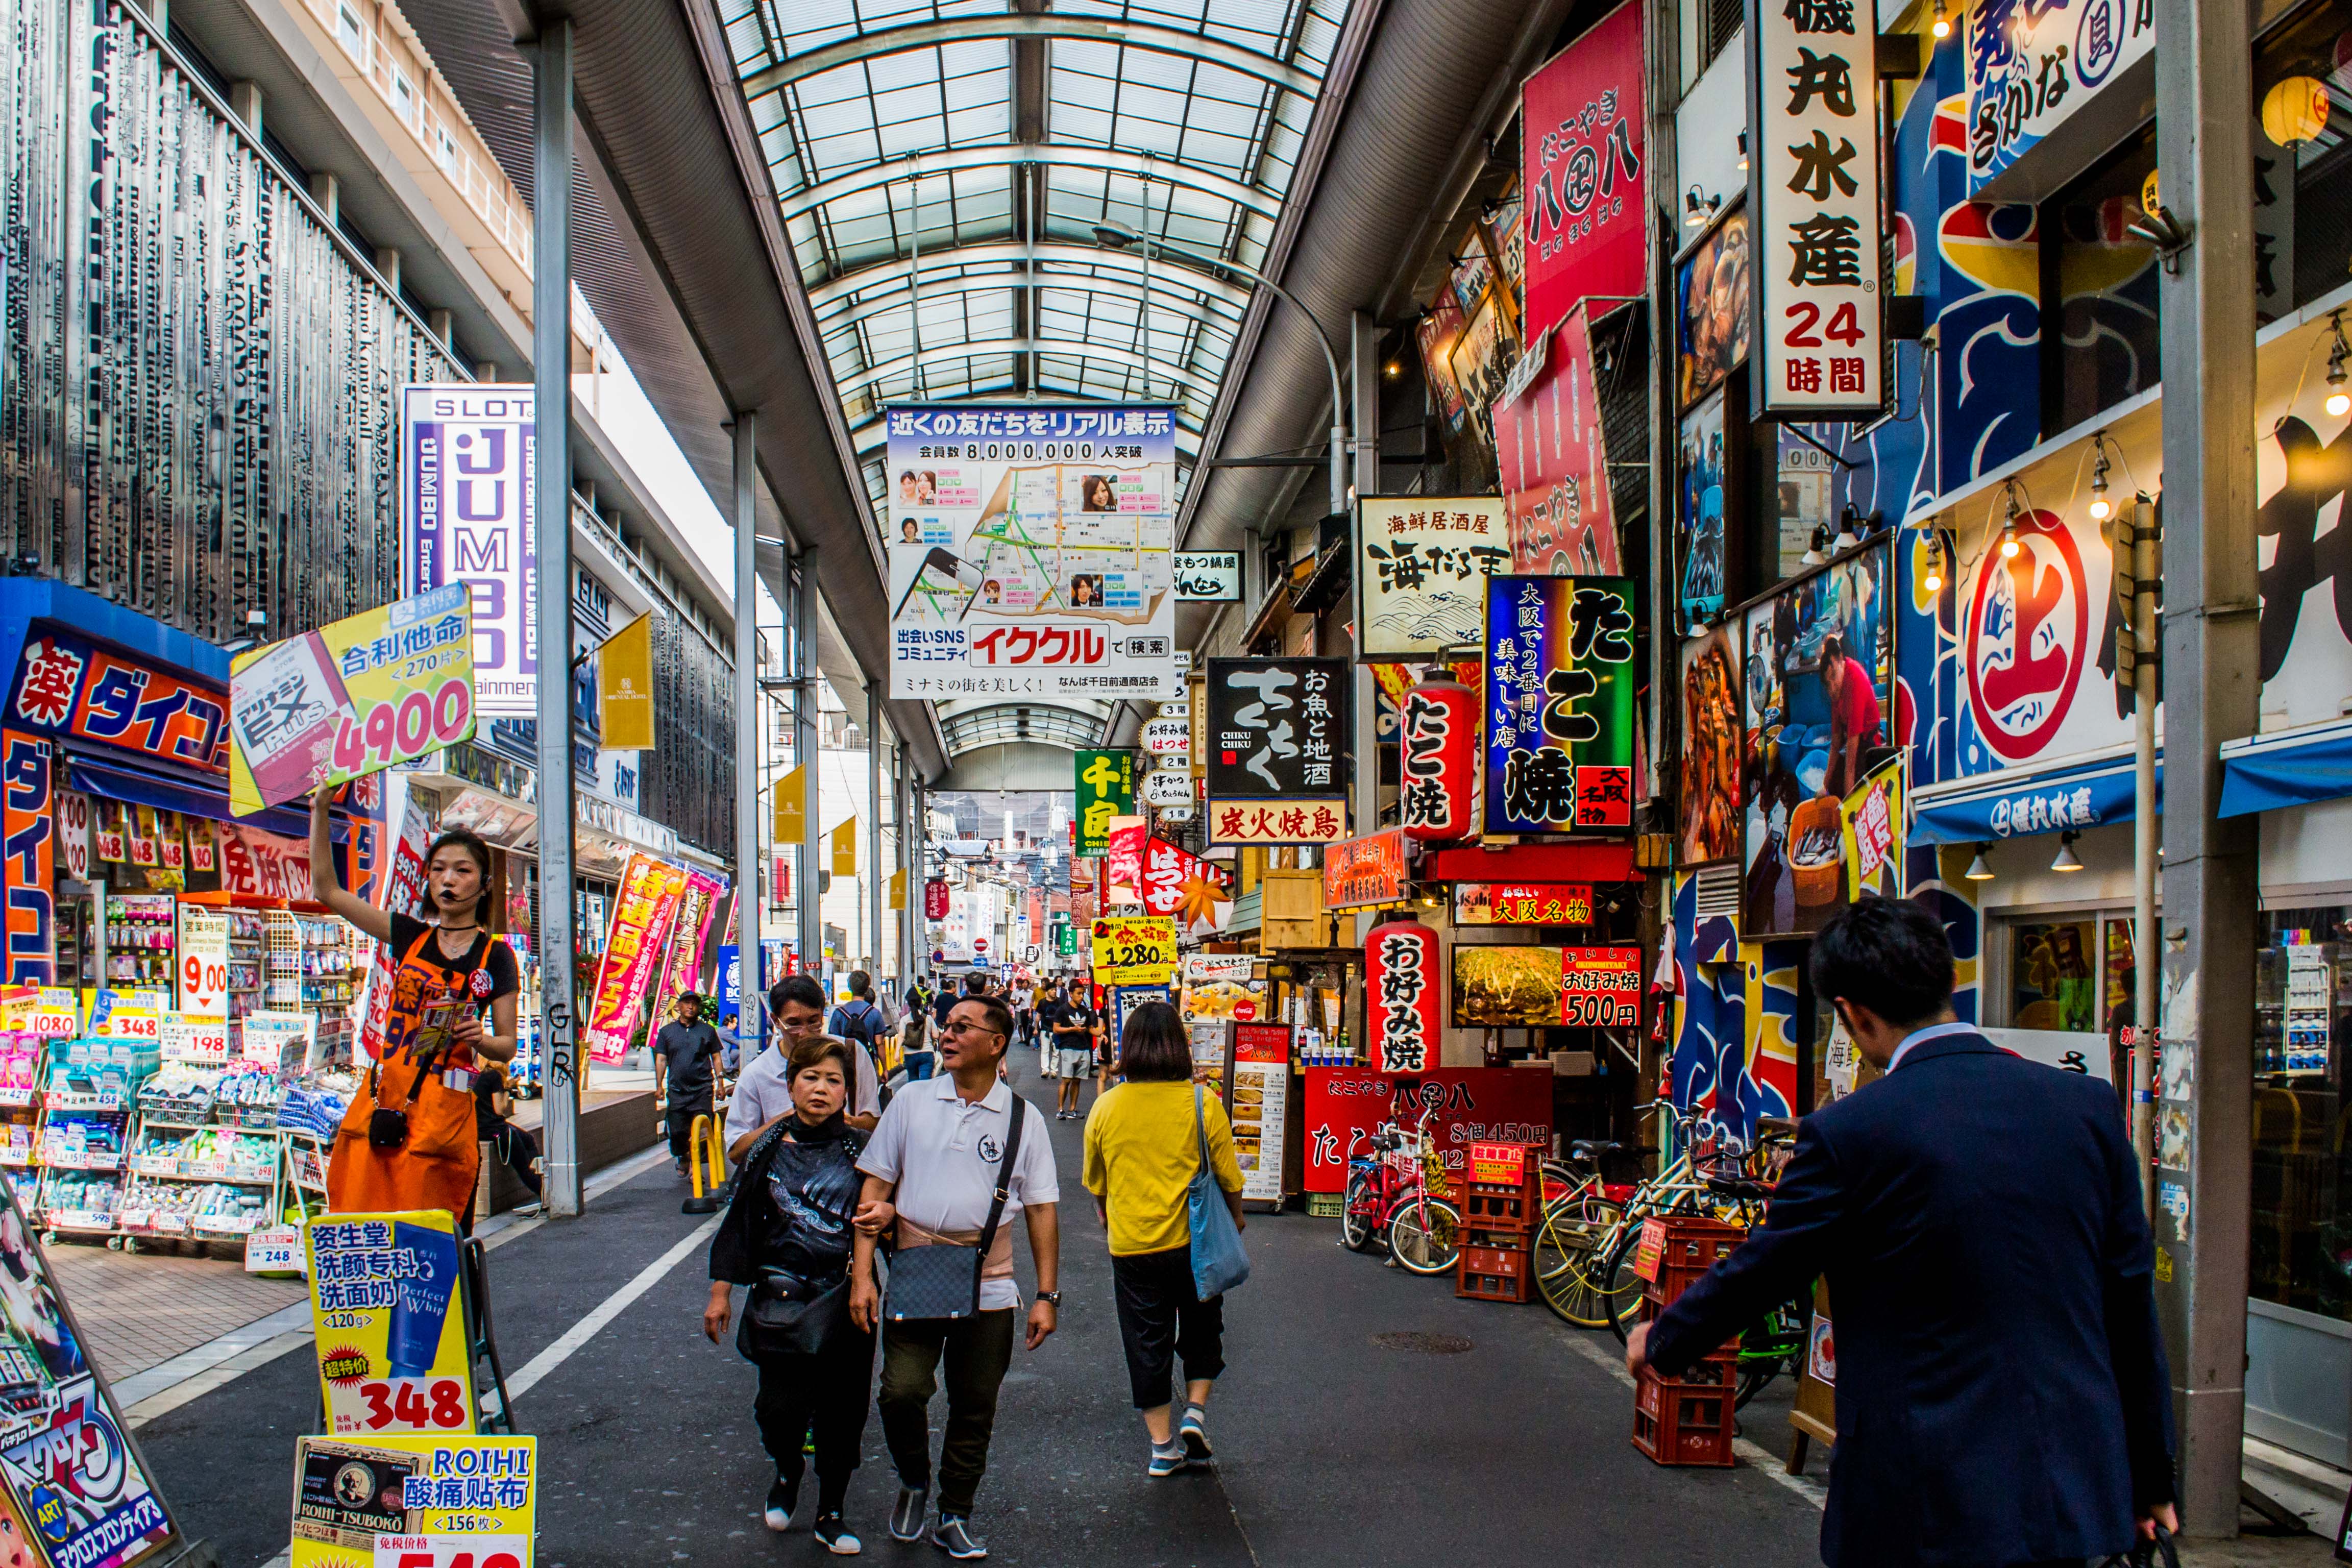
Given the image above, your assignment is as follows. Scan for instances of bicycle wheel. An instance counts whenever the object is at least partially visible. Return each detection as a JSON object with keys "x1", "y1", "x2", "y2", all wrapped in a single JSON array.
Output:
[
  {"x1": 1388, "y1": 1197, "x2": 1461, "y2": 1275},
  {"x1": 1340, "y1": 1170, "x2": 1379, "y2": 1253},
  {"x1": 1602, "y1": 1226, "x2": 1651, "y2": 1343},
  {"x1": 1534, "y1": 1196, "x2": 1624, "y2": 1326}
]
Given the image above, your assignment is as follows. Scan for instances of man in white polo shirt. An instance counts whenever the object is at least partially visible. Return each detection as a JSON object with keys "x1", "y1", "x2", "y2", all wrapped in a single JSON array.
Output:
[
  {"x1": 725, "y1": 975, "x2": 881, "y2": 1162},
  {"x1": 849, "y1": 992, "x2": 1058, "y2": 1561}
]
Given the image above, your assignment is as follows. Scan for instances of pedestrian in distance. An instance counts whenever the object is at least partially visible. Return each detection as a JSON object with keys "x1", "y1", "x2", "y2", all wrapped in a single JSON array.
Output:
[
  {"x1": 704, "y1": 1035, "x2": 884, "y2": 1555},
  {"x1": 1627, "y1": 895, "x2": 2177, "y2": 1568},
  {"x1": 1082, "y1": 1001, "x2": 1244, "y2": 1476},
  {"x1": 727, "y1": 977, "x2": 881, "y2": 1163},
  {"x1": 848, "y1": 991, "x2": 1060, "y2": 1560},
  {"x1": 654, "y1": 992, "x2": 725, "y2": 1178}
]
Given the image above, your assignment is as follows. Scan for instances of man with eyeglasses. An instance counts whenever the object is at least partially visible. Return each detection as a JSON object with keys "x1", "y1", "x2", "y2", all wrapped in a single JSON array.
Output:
[
  {"x1": 849, "y1": 992, "x2": 1059, "y2": 1560},
  {"x1": 725, "y1": 975, "x2": 883, "y2": 1163}
]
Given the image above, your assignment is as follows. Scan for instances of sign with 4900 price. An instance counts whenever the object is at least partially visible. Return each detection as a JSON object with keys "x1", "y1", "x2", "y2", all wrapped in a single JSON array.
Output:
[{"x1": 1090, "y1": 916, "x2": 1177, "y2": 986}]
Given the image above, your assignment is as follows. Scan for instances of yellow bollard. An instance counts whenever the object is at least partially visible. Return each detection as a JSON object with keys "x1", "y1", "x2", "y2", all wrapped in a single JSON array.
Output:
[{"x1": 682, "y1": 1114, "x2": 722, "y2": 1213}]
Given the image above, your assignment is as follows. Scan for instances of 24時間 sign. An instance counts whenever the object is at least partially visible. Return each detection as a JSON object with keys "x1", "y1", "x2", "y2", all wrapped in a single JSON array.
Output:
[
  {"x1": 402, "y1": 385, "x2": 537, "y2": 719},
  {"x1": 1484, "y1": 575, "x2": 1636, "y2": 833},
  {"x1": 1205, "y1": 657, "x2": 1351, "y2": 797},
  {"x1": 886, "y1": 404, "x2": 1180, "y2": 701},
  {"x1": 1518, "y1": 0, "x2": 1648, "y2": 344},
  {"x1": 1748, "y1": 0, "x2": 1883, "y2": 419}
]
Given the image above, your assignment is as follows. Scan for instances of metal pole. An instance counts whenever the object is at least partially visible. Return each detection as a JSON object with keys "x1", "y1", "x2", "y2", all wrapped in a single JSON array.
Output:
[
  {"x1": 797, "y1": 550, "x2": 823, "y2": 976},
  {"x1": 868, "y1": 687, "x2": 883, "y2": 976},
  {"x1": 2153, "y1": 0, "x2": 2260, "y2": 1529},
  {"x1": 2131, "y1": 491, "x2": 2158, "y2": 1201},
  {"x1": 732, "y1": 413, "x2": 763, "y2": 1061},
  {"x1": 530, "y1": 17, "x2": 580, "y2": 1218},
  {"x1": 1349, "y1": 308, "x2": 1381, "y2": 929}
]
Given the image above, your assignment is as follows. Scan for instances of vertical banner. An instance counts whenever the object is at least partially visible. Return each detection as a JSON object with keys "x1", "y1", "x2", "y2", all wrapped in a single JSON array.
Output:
[
  {"x1": 0, "y1": 734, "x2": 53, "y2": 985},
  {"x1": 596, "y1": 610, "x2": 655, "y2": 751},
  {"x1": 886, "y1": 405, "x2": 1181, "y2": 701},
  {"x1": 1483, "y1": 575, "x2": 1638, "y2": 833},
  {"x1": 402, "y1": 385, "x2": 537, "y2": 719},
  {"x1": 1749, "y1": 0, "x2": 1883, "y2": 418},
  {"x1": 1491, "y1": 303, "x2": 1623, "y2": 575},
  {"x1": 650, "y1": 871, "x2": 726, "y2": 1025},
  {"x1": 1073, "y1": 750, "x2": 1136, "y2": 855},
  {"x1": 583, "y1": 856, "x2": 689, "y2": 1064},
  {"x1": 1519, "y1": 0, "x2": 1648, "y2": 342}
]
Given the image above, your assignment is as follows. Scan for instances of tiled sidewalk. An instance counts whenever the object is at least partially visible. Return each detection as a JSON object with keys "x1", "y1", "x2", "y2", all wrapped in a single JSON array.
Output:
[{"x1": 48, "y1": 1240, "x2": 305, "y2": 1382}]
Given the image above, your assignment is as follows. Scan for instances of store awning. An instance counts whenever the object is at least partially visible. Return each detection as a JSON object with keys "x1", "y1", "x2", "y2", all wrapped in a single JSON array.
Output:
[
  {"x1": 1909, "y1": 755, "x2": 2162, "y2": 845},
  {"x1": 64, "y1": 755, "x2": 349, "y2": 843},
  {"x1": 2220, "y1": 718, "x2": 2352, "y2": 817}
]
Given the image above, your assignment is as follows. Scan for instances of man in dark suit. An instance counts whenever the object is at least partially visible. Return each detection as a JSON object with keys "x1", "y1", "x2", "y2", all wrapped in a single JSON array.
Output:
[{"x1": 1628, "y1": 896, "x2": 2176, "y2": 1567}]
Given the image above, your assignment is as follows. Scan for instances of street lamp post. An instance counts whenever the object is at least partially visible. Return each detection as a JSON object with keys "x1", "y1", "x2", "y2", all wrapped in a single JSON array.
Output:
[{"x1": 1090, "y1": 221, "x2": 1347, "y2": 521}]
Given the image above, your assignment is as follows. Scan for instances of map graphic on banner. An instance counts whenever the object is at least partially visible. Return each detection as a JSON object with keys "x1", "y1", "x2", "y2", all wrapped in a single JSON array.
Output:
[{"x1": 886, "y1": 405, "x2": 1181, "y2": 701}]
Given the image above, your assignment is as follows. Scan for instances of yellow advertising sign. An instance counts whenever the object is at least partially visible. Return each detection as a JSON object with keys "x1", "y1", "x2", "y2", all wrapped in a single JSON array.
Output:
[
  {"x1": 888, "y1": 868, "x2": 906, "y2": 911},
  {"x1": 289, "y1": 1433, "x2": 537, "y2": 1568},
  {"x1": 306, "y1": 1212, "x2": 478, "y2": 1438},
  {"x1": 1090, "y1": 915, "x2": 1178, "y2": 985},
  {"x1": 831, "y1": 817, "x2": 857, "y2": 877},
  {"x1": 772, "y1": 765, "x2": 806, "y2": 843},
  {"x1": 596, "y1": 610, "x2": 655, "y2": 751},
  {"x1": 229, "y1": 584, "x2": 476, "y2": 815}
]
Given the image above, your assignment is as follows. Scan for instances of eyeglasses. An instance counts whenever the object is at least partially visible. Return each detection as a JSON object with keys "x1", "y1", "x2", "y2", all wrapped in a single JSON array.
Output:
[{"x1": 940, "y1": 1020, "x2": 1004, "y2": 1040}]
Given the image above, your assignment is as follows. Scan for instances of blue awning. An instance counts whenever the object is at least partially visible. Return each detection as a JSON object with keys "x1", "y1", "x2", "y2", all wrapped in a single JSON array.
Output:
[
  {"x1": 1910, "y1": 755, "x2": 2163, "y2": 845},
  {"x1": 2220, "y1": 719, "x2": 2352, "y2": 817},
  {"x1": 64, "y1": 755, "x2": 347, "y2": 843}
]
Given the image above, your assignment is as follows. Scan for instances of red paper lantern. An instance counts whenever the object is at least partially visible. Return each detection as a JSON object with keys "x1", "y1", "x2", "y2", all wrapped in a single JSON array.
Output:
[
  {"x1": 1400, "y1": 676, "x2": 1478, "y2": 842},
  {"x1": 1364, "y1": 915, "x2": 1442, "y2": 1073}
]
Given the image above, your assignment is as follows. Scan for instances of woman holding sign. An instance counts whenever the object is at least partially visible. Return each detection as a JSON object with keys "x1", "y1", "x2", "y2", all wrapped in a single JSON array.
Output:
[{"x1": 310, "y1": 787, "x2": 520, "y2": 1220}]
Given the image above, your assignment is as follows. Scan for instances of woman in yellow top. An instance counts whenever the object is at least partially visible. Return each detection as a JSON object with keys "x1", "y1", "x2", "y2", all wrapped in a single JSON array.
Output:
[{"x1": 1081, "y1": 1001, "x2": 1244, "y2": 1477}]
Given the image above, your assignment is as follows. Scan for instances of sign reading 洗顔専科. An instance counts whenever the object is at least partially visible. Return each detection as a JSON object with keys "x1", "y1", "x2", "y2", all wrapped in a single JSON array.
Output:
[
  {"x1": 1484, "y1": 575, "x2": 1637, "y2": 833},
  {"x1": 886, "y1": 404, "x2": 1180, "y2": 701},
  {"x1": 1519, "y1": 1, "x2": 1648, "y2": 344},
  {"x1": 1749, "y1": 0, "x2": 1883, "y2": 420},
  {"x1": 402, "y1": 385, "x2": 536, "y2": 720}
]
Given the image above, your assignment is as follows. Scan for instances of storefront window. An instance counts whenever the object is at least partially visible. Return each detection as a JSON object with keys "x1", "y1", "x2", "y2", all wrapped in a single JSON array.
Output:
[{"x1": 2251, "y1": 906, "x2": 2352, "y2": 1320}]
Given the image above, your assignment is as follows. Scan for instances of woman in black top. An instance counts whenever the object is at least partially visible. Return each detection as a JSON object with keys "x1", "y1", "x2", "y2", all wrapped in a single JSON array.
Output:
[{"x1": 705, "y1": 1035, "x2": 880, "y2": 1554}]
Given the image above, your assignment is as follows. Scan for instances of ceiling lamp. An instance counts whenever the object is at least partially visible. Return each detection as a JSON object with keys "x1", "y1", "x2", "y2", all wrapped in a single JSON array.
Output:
[
  {"x1": 1965, "y1": 843, "x2": 1995, "y2": 880},
  {"x1": 2051, "y1": 831, "x2": 2084, "y2": 873}
]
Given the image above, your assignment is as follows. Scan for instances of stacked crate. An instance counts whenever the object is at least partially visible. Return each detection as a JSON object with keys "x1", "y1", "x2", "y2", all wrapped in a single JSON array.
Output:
[
  {"x1": 1630, "y1": 1215, "x2": 1745, "y2": 1466},
  {"x1": 1456, "y1": 1141, "x2": 1543, "y2": 1303}
]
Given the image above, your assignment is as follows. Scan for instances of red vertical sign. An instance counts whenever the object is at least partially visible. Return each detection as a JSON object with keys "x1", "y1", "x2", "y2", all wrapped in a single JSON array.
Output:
[{"x1": 1520, "y1": 1, "x2": 1648, "y2": 343}]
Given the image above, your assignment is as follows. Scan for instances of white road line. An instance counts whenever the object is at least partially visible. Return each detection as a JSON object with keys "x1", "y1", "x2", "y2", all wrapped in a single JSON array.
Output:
[
  {"x1": 1553, "y1": 1327, "x2": 1830, "y2": 1508},
  {"x1": 497, "y1": 1214, "x2": 721, "y2": 1404}
]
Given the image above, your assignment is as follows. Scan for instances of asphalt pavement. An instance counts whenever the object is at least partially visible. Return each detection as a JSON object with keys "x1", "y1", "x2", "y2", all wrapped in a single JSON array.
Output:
[{"x1": 132, "y1": 1054, "x2": 1828, "y2": 1567}]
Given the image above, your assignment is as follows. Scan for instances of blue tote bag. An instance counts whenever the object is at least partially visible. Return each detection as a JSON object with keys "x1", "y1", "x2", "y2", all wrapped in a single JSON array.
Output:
[{"x1": 1189, "y1": 1084, "x2": 1251, "y2": 1298}]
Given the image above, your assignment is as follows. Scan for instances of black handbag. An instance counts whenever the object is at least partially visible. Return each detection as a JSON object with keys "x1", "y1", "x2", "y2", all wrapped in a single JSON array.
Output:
[
  {"x1": 885, "y1": 1097, "x2": 1026, "y2": 1322},
  {"x1": 741, "y1": 1268, "x2": 853, "y2": 1358}
]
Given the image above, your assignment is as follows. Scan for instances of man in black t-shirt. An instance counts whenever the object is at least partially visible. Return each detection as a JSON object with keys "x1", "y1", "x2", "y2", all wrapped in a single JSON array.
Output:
[{"x1": 654, "y1": 992, "x2": 725, "y2": 1175}]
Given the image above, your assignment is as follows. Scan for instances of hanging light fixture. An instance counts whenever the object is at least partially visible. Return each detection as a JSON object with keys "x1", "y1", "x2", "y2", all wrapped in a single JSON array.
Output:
[
  {"x1": 2051, "y1": 831, "x2": 2085, "y2": 873},
  {"x1": 2327, "y1": 312, "x2": 2350, "y2": 418},
  {"x1": 1998, "y1": 486, "x2": 2023, "y2": 560},
  {"x1": 1965, "y1": 842, "x2": 1995, "y2": 880},
  {"x1": 1801, "y1": 526, "x2": 1828, "y2": 567},
  {"x1": 1931, "y1": 0, "x2": 1950, "y2": 38},
  {"x1": 2088, "y1": 438, "x2": 2114, "y2": 522}
]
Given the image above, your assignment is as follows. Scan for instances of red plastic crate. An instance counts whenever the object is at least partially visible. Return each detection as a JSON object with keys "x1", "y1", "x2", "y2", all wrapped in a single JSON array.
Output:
[{"x1": 1632, "y1": 1365, "x2": 1736, "y2": 1466}]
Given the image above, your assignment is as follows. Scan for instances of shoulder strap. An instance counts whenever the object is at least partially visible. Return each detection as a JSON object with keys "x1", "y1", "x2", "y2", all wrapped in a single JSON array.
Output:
[{"x1": 971, "y1": 1095, "x2": 1026, "y2": 1298}]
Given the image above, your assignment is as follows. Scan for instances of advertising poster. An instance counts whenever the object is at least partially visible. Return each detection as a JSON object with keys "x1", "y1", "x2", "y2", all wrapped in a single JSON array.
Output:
[
  {"x1": 1357, "y1": 499, "x2": 1511, "y2": 660},
  {"x1": 1302, "y1": 1067, "x2": 1554, "y2": 1192},
  {"x1": 1452, "y1": 883, "x2": 1596, "y2": 926},
  {"x1": 401, "y1": 385, "x2": 535, "y2": 720},
  {"x1": 228, "y1": 585, "x2": 476, "y2": 815},
  {"x1": 1136, "y1": 840, "x2": 1233, "y2": 937},
  {"x1": 1520, "y1": 0, "x2": 1648, "y2": 342},
  {"x1": 582, "y1": 856, "x2": 690, "y2": 1065},
  {"x1": 1416, "y1": 296, "x2": 1473, "y2": 434},
  {"x1": 649, "y1": 871, "x2": 726, "y2": 1025},
  {"x1": 288, "y1": 1433, "x2": 536, "y2": 1568},
  {"x1": 1750, "y1": 0, "x2": 1883, "y2": 418},
  {"x1": 1491, "y1": 304, "x2": 1622, "y2": 576},
  {"x1": 1073, "y1": 750, "x2": 1135, "y2": 857},
  {"x1": 1677, "y1": 623, "x2": 1744, "y2": 866},
  {"x1": 1452, "y1": 945, "x2": 1641, "y2": 1026},
  {"x1": 1742, "y1": 545, "x2": 1889, "y2": 938},
  {"x1": 1204, "y1": 658, "x2": 1351, "y2": 798},
  {"x1": 1090, "y1": 916, "x2": 1177, "y2": 986},
  {"x1": 1675, "y1": 205, "x2": 1750, "y2": 409},
  {"x1": 1965, "y1": 0, "x2": 2153, "y2": 193},
  {"x1": 1677, "y1": 388, "x2": 1730, "y2": 630},
  {"x1": 307, "y1": 1212, "x2": 478, "y2": 1437},
  {"x1": 1230, "y1": 1023, "x2": 1291, "y2": 1200},
  {"x1": 885, "y1": 404, "x2": 1180, "y2": 701},
  {"x1": 1483, "y1": 575, "x2": 1638, "y2": 833}
]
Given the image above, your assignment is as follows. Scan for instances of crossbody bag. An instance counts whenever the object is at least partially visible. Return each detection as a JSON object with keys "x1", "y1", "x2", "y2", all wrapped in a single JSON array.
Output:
[{"x1": 883, "y1": 1096, "x2": 1027, "y2": 1321}]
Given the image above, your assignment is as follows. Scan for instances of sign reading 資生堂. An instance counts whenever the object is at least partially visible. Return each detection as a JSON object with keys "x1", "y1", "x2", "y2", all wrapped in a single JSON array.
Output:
[
  {"x1": 307, "y1": 1212, "x2": 478, "y2": 1437},
  {"x1": 288, "y1": 1433, "x2": 537, "y2": 1568}
]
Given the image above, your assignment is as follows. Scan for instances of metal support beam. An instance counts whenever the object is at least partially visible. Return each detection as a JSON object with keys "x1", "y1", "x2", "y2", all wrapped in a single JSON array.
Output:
[
  {"x1": 531, "y1": 17, "x2": 581, "y2": 1219},
  {"x1": 733, "y1": 413, "x2": 764, "y2": 1062},
  {"x1": 797, "y1": 551, "x2": 823, "y2": 974},
  {"x1": 2153, "y1": 0, "x2": 2260, "y2": 1533},
  {"x1": 739, "y1": 14, "x2": 1317, "y2": 100}
]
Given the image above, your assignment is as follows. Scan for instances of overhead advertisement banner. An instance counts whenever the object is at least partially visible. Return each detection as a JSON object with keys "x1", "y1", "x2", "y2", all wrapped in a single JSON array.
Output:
[
  {"x1": 1749, "y1": 0, "x2": 1883, "y2": 419},
  {"x1": 401, "y1": 385, "x2": 535, "y2": 719},
  {"x1": 1484, "y1": 575, "x2": 1637, "y2": 834},
  {"x1": 1491, "y1": 303, "x2": 1624, "y2": 576},
  {"x1": 1357, "y1": 499, "x2": 1510, "y2": 660},
  {"x1": 1205, "y1": 657, "x2": 1350, "y2": 798},
  {"x1": 1520, "y1": 0, "x2": 1648, "y2": 342},
  {"x1": 885, "y1": 404, "x2": 1181, "y2": 701}
]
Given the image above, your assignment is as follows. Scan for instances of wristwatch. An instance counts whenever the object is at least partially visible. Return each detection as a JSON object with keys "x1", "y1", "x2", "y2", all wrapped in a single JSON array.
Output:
[{"x1": 1035, "y1": 1291, "x2": 1062, "y2": 1306}]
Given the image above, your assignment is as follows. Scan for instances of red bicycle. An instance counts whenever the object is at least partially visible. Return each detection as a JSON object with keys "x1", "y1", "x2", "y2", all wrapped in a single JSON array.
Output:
[{"x1": 1338, "y1": 1104, "x2": 1461, "y2": 1275}]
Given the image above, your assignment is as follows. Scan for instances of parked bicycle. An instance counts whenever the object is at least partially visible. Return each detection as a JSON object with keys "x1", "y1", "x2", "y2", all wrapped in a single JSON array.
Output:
[{"x1": 1338, "y1": 1103, "x2": 1460, "y2": 1275}]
